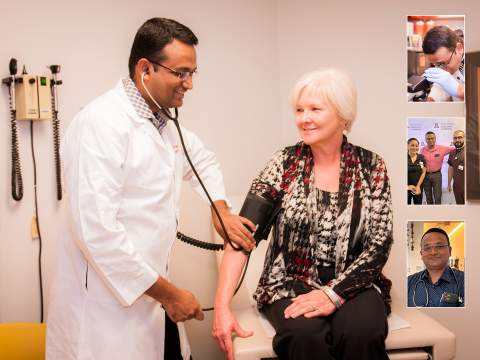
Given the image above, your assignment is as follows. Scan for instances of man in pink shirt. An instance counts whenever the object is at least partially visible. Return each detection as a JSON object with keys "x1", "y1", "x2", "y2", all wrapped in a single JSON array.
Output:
[{"x1": 420, "y1": 131, "x2": 455, "y2": 204}]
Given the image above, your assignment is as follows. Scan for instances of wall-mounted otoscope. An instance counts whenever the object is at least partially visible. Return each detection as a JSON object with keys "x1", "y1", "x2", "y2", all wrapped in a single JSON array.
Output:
[
  {"x1": 2, "y1": 58, "x2": 23, "y2": 201},
  {"x1": 49, "y1": 65, "x2": 63, "y2": 200},
  {"x1": 2, "y1": 58, "x2": 63, "y2": 201},
  {"x1": 7, "y1": 58, "x2": 17, "y2": 108}
]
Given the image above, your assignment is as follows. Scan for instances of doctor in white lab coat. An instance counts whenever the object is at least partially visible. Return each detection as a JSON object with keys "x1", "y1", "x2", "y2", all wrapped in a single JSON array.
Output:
[{"x1": 46, "y1": 18, "x2": 255, "y2": 360}]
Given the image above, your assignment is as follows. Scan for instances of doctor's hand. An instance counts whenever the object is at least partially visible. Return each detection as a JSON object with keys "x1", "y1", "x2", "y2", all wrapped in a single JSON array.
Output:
[
  {"x1": 146, "y1": 277, "x2": 204, "y2": 322},
  {"x1": 284, "y1": 290, "x2": 336, "y2": 319},
  {"x1": 162, "y1": 287, "x2": 204, "y2": 323},
  {"x1": 212, "y1": 201, "x2": 256, "y2": 252},
  {"x1": 213, "y1": 305, "x2": 253, "y2": 360},
  {"x1": 424, "y1": 67, "x2": 459, "y2": 97}
]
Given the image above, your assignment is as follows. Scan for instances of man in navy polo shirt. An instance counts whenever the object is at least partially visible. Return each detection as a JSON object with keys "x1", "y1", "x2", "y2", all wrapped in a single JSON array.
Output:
[{"x1": 408, "y1": 228, "x2": 464, "y2": 307}]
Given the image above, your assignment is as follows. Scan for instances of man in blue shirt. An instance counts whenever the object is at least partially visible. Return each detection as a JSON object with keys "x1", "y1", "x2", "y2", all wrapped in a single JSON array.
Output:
[{"x1": 408, "y1": 227, "x2": 464, "y2": 307}]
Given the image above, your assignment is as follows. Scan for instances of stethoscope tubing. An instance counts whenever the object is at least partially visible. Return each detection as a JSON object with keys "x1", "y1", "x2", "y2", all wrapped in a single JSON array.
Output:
[{"x1": 412, "y1": 267, "x2": 462, "y2": 307}]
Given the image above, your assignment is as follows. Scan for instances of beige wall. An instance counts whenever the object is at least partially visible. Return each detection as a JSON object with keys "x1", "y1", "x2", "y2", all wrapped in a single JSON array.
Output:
[{"x1": 1, "y1": 0, "x2": 479, "y2": 359}]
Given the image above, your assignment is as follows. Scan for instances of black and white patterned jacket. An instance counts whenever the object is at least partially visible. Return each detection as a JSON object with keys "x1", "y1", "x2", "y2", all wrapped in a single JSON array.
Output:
[{"x1": 251, "y1": 138, "x2": 393, "y2": 311}]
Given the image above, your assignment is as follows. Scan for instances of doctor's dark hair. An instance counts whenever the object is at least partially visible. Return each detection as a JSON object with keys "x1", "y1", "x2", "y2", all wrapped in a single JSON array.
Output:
[
  {"x1": 128, "y1": 18, "x2": 198, "y2": 78},
  {"x1": 421, "y1": 227, "x2": 450, "y2": 247},
  {"x1": 422, "y1": 25, "x2": 460, "y2": 54}
]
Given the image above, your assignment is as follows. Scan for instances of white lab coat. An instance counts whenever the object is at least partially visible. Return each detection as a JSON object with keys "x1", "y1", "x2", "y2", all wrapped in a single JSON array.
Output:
[{"x1": 46, "y1": 80, "x2": 228, "y2": 359}]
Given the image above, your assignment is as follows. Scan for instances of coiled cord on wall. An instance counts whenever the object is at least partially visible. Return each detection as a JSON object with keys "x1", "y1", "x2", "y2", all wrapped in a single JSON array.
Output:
[
  {"x1": 30, "y1": 120, "x2": 44, "y2": 323},
  {"x1": 9, "y1": 88, "x2": 23, "y2": 201},
  {"x1": 51, "y1": 95, "x2": 62, "y2": 201}
]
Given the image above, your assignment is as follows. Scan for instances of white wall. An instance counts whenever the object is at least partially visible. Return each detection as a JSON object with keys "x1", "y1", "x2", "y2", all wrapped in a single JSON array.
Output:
[{"x1": 1, "y1": 1, "x2": 479, "y2": 359}]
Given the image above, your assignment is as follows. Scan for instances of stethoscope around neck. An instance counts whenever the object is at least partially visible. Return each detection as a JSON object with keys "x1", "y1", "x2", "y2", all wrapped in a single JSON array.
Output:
[
  {"x1": 412, "y1": 267, "x2": 463, "y2": 307},
  {"x1": 140, "y1": 72, "x2": 243, "y2": 252},
  {"x1": 159, "y1": 106, "x2": 179, "y2": 122}
]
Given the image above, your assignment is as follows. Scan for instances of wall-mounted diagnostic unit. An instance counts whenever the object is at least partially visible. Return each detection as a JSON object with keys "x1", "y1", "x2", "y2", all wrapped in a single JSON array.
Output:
[{"x1": 2, "y1": 58, "x2": 63, "y2": 201}]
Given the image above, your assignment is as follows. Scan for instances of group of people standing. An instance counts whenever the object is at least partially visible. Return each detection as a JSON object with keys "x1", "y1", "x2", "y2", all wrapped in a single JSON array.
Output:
[{"x1": 407, "y1": 129, "x2": 465, "y2": 205}]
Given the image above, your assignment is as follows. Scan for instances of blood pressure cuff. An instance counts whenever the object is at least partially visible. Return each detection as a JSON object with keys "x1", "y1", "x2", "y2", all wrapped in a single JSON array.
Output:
[{"x1": 239, "y1": 193, "x2": 281, "y2": 245}]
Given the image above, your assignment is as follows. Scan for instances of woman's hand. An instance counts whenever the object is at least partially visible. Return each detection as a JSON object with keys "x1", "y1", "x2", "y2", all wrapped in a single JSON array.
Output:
[
  {"x1": 212, "y1": 306, "x2": 254, "y2": 360},
  {"x1": 407, "y1": 185, "x2": 416, "y2": 192},
  {"x1": 414, "y1": 185, "x2": 421, "y2": 195},
  {"x1": 284, "y1": 290, "x2": 336, "y2": 319}
]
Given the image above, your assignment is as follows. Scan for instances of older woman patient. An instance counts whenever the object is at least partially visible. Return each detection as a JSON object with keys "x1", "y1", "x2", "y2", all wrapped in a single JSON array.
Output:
[{"x1": 213, "y1": 68, "x2": 393, "y2": 360}]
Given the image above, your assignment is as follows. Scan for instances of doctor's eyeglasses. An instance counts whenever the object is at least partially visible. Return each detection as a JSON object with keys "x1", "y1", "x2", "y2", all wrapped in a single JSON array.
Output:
[
  {"x1": 147, "y1": 59, "x2": 197, "y2": 81},
  {"x1": 421, "y1": 244, "x2": 450, "y2": 253},
  {"x1": 430, "y1": 47, "x2": 456, "y2": 70}
]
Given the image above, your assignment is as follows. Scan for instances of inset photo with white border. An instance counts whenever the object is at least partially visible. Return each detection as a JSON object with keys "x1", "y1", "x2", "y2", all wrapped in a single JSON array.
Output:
[
  {"x1": 407, "y1": 117, "x2": 465, "y2": 205},
  {"x1": 407, "y1": 220, "x2": 465, "y2": 308},
  {"x1": 407, "y1": 15, "x2": 465, "y2": 102}
]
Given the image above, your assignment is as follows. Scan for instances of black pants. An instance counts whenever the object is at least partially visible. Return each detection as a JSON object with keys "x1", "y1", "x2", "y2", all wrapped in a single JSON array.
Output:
[
  {"x1": 165, "y1": 315, "x2": 183, "y2": 360},
  {"x1": 262, "y1": 288, "x2": 389, "y2": 360},
  {"x1": 453, "y1": 183, "x2": 465, "y2": 204},
  {"x1": 407, "y1": 190, "x2": 423, "y2": 204}
]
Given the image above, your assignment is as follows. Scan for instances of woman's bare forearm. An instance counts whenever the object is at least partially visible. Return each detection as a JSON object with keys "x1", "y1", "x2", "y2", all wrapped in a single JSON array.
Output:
[{"x1": 214, "y1": 244, "x2": 249, "y2": 309}]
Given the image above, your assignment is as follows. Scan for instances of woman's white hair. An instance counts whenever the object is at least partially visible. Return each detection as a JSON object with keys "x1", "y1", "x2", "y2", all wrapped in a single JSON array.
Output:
[{"x1": 290, "y1": 68, "x2": 357, "y2": 132}]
